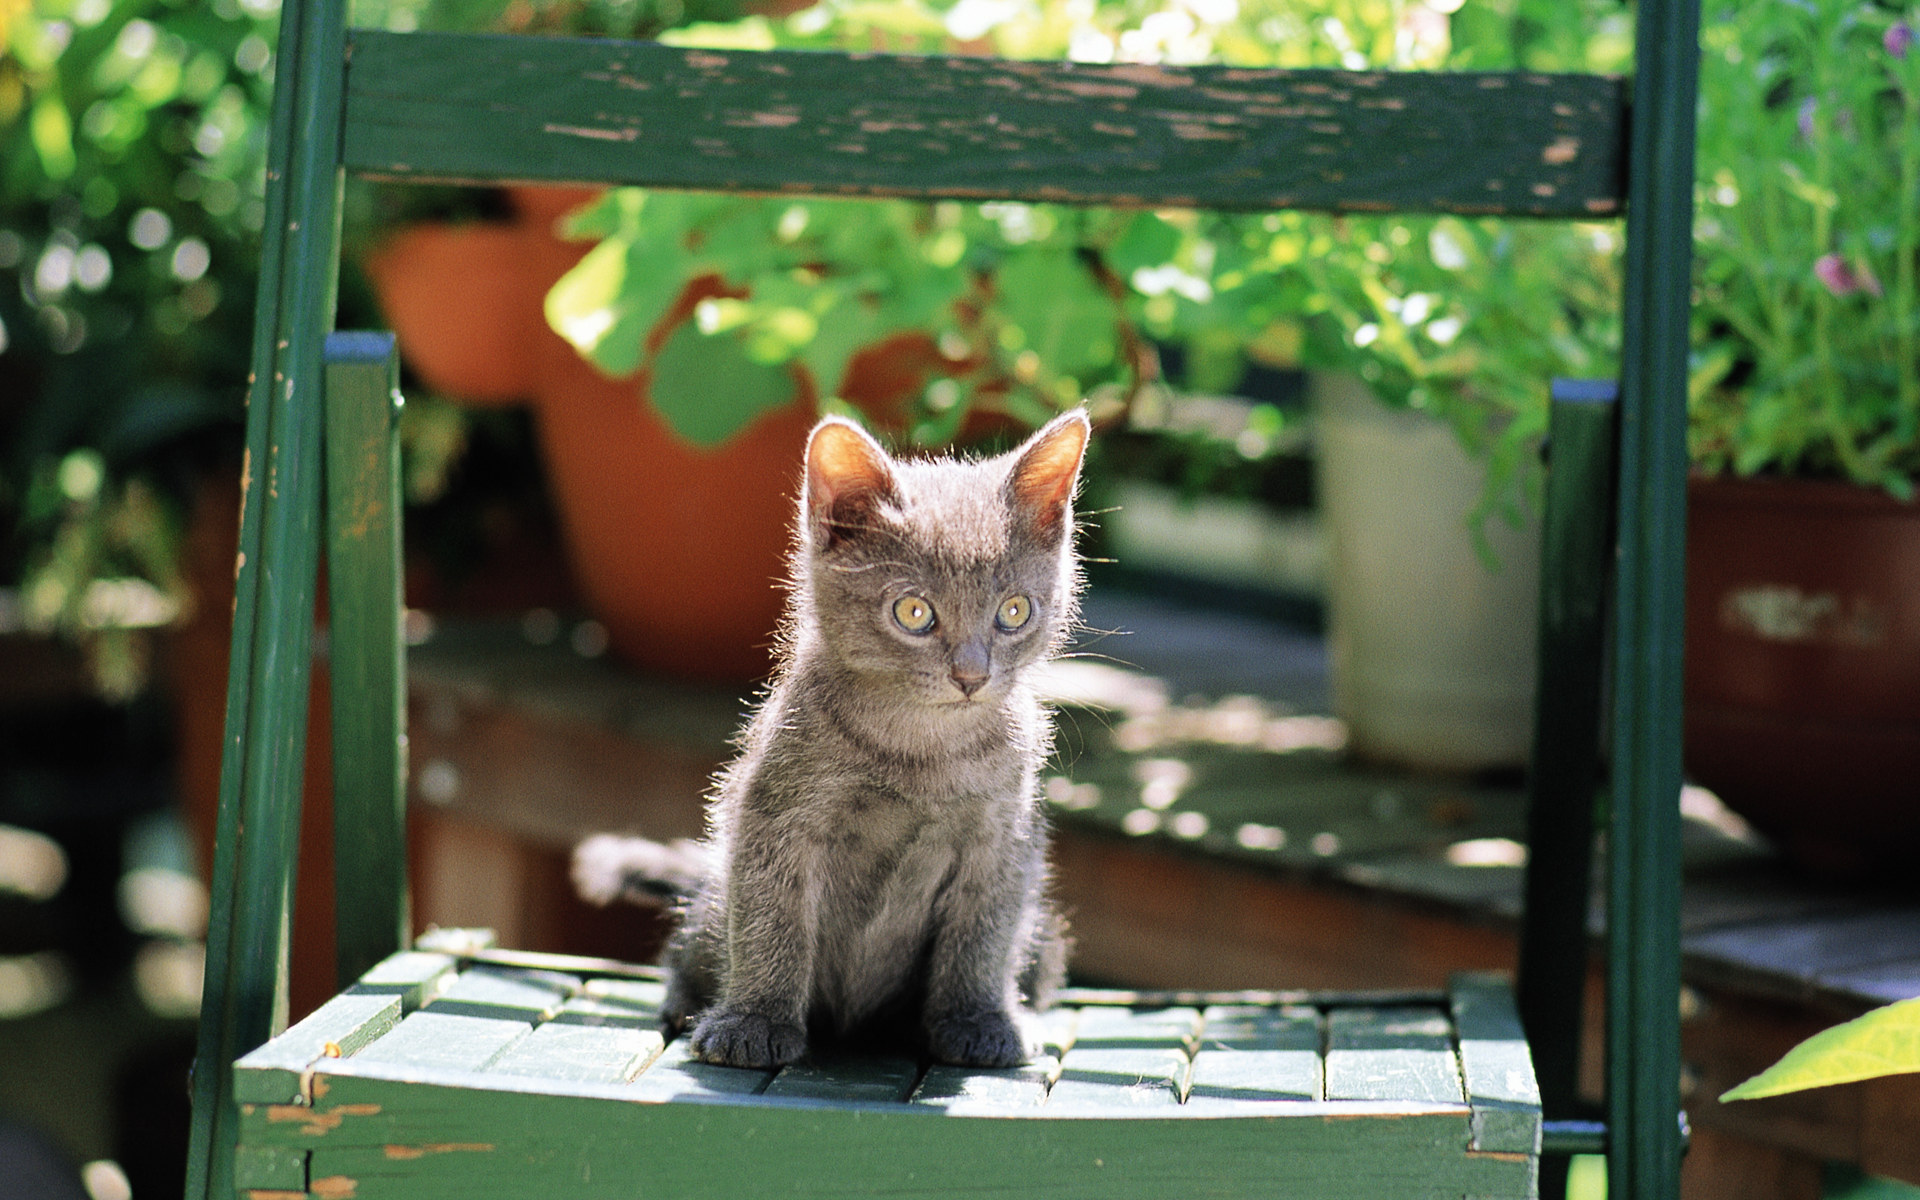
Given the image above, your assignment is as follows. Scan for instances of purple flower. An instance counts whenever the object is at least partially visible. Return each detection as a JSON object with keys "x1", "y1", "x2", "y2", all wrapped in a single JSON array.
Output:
[
  {"x1": 1815, "y1": 252, "x2": 1884, "y2": 298},
  {"x1": 1797, "y1": 95, "x2": 1818, "y2": 140},
  {"x1": 1888, "y1": 20, "x2": 1914, "y2": 59}
]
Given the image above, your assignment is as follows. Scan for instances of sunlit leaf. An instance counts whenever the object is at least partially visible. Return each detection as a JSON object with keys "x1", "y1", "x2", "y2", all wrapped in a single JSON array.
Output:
[
  {"x1": 544, "y1": 234, "x2": 687, "y2": 377},
  {"x1": 31, "y1": 93, "x2": 76, "y2": 180},
  {"x1": 1721, "y1": 998, "x2": 1920, "y2": 1102},
  {"x1": 648, "y1": 322, "x2": 793, "y2": 448}
]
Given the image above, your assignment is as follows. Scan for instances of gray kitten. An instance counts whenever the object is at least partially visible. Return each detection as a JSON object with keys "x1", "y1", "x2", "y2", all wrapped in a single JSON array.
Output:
[{"x1": 574, "y1": 410, "x2": 1086, "y2": 1070}]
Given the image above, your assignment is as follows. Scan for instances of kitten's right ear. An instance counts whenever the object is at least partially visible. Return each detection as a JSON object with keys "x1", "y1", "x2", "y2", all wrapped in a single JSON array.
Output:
[{"x1": 806, "y1": 417, "x2": 897, "y2": 550}]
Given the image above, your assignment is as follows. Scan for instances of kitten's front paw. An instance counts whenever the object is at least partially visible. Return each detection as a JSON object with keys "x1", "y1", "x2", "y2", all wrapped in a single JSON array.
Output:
[
  {"x1": 927, "y1": 1008, "x2": 1036, "y2": 1068},
  {"x1": 688, "y1": 1007, "x2": 807, "y2": 1068}
]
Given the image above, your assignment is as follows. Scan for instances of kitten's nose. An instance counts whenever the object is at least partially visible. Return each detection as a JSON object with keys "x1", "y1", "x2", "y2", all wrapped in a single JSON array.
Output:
[{"x1": 950, "y1": 642, "x2": 989, "y2": 697}]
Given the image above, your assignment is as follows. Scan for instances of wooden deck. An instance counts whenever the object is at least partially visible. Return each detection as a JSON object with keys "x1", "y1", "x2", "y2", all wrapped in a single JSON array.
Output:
[{"x1": 363, "y1": 595, "x2": 1920, "y2": 1200}]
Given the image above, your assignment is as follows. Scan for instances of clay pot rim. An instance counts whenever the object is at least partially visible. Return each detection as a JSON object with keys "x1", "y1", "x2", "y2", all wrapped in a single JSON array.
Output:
[{"x1": 1689, "y1": 471, "x2": 1920, "y2": 515}]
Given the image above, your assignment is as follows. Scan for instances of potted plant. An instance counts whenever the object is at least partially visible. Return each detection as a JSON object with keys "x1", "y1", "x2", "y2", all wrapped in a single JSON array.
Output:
[
  {"x1": 475, "y1": 0, "x2": 1635, "y2": 712},
  {"x1": 1684, "y1": 0, "x2": 1920, "y2": 874}
]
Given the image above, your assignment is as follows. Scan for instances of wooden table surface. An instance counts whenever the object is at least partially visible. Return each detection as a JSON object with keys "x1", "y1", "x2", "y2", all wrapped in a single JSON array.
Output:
[{"x1": 397, "y1": 594, "x2": 1920, "y2": 1200}]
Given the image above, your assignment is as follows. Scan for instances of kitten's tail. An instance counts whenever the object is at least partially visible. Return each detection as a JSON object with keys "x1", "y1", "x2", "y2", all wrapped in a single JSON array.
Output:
[{"x1": 571, "y1": 833, "x2": 712, "y2": 906}]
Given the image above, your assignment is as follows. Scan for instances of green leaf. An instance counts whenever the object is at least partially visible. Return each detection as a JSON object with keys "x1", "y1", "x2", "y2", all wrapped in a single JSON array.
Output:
[
  {"x1": 1106, "y1": 212, "x2": 1183, "y2": 277},
  {"x1": 647, "y1": 322, "x2": 794, "y2": 448},
  {"x1": 1721, "y1": 997, "x2": 1920, "y2": 1102},
  {"x1": 31, "y1": 93, "x2": 77, "y2": 181},
  {"x1": 993, "y1": 247, "x2": 1119, "y2": 383},
  {"x1": 544, "y1": 233, "x2": 687, "y2": 378}
]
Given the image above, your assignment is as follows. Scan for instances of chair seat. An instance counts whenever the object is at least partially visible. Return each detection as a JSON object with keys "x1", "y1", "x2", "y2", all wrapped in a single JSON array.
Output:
[{"x1": 233, "y1": 932, "x2": 1540, "y2": 1199}]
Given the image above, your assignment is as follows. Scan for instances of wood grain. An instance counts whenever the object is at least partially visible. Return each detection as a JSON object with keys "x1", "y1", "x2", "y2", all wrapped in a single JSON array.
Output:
[{"x1": 342, "y1": 30, "x2": 1626, "y2": 216}]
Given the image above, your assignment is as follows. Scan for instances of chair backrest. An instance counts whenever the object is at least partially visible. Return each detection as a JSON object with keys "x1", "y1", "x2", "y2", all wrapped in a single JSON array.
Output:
[{"x1": 186, "y1": 6, "x2": 1699, "y2": 1199}]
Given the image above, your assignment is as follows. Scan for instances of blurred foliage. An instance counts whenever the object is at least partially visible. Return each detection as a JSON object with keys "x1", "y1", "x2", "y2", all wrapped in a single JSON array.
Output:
[
  {"x1": 1690, "y1": 0, "x2": 1920, "y2": 494},
  {"x1": 2, "y1": 0, "x2": 281, "y2": 692}
]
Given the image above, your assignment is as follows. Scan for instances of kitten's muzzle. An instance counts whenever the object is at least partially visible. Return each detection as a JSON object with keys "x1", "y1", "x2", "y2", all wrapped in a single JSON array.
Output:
[{"x1": 949, "y1": 640, "x2": 990, "y2": 698}]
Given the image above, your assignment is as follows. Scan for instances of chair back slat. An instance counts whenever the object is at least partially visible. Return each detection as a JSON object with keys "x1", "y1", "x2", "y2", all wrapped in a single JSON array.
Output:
[{"x1": 343, "y1": 30, "x2": 1627, "y2": 216}]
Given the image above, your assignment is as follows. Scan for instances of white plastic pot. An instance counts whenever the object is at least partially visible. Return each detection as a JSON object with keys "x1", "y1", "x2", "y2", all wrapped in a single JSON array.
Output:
[{"x1": 1312, "y1": 374, "x2": 1540, "y2": 773}]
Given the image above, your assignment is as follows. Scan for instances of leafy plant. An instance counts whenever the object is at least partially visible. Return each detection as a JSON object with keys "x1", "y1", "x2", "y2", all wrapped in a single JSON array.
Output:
[
  {"x1": 1691, "y1": 0, "x2": 1920, "y2": 494},
  {"x1": 1722, "y1": 996, "x2": 1920, "y2": 1101},
  {"x1": 2, "y1": 0, "x2": 281, "y2": 691}
]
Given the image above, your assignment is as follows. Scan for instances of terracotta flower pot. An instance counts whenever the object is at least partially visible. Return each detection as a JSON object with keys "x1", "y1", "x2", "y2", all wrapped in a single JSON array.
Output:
[
  {"x1": 361, "y1": 222, "x2": 544, "y2": 405},
  {"x1": 363, "y1": 185, "x2": 953, "y2": 681},
  {"x1": 1684, "y1": 474, "x2": 1920, "y2": 875}
]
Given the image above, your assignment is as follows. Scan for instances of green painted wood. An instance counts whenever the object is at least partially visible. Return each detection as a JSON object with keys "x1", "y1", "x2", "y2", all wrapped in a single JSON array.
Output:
[
  {"x1": 1048, "y1": 1005, "x2": 1199, "y2": 1106},
  {"x1": 234, "y1": 991, "x2": 402, "y2": 1104},
  {"x1": 1450, "y1": 974, "x2": 1543, "y2": 1156},
  {"x1": 1517, "y1": 381, "x2": 1618, "y2": 1141},
  {"x1": 349, "y1": 1011, "x2": 532, "y2": 1073},
  {"x1": 1071, "y1": 1005, "x2": 1202, "y2": 1050},
  {"x1": 553, "y1": 995, "x2": 662, "y2": 1028},
  {"x1": 911, "y1": 1058, "x2": 1058, "y2": 1109},
  {"x1": 348, "y1": 950, "x2": 458, "y2": 1009},
  {"x1": 1188, "y1": 1005, "x2": 1321, "y2": 1104},
  {"x1": 260, "y1": 1072, "x2": 1531, "y2": 1199},
  {"x1": 341, "y1": 29, "x2": 1625, "y2": 217},
  {"x1": 185, "y1": 0, "x2": 351, "y2": 1194},
  {"x1": 763, "y1": 1050, "x2": 923, "y2": 1103},
  {"x1": 627, "y1": 1036, "x2": 774, "y2": 1101},
  {"x1": 1323, "y1": 1006, "x2": 1463, "y2": 1105},
  {"x1": 484, "y1": 1021, "x2": 663, "y2": 1085},
  {"x1": 324, "y1": 333, "x2": 410, "y2": 991},
  {"x1": 1049, "y1": 1047, "x2": 1192, "y2": 1107},
  {"x1": 578, "y1": 976, "x2": 667, "y2": 1016},
  {"x1": 427, "y1": 966, "x2": 580, "y2": 1021},
  {"x1": 234, "y1": 1144, "x2": 307, "y2": 1191},
  {"x1": 1034, "y1": 1006, "x2": 1081, "y2": 1059},
  {"x1": 1611, "y1": 0, "x2": 1698, "y2": 1195}
]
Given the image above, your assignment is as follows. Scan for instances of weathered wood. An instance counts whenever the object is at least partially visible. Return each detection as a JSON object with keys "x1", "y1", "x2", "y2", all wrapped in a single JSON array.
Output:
[
  {"x1": 1072, "y1": 1005, "x2": 1203, "y2": 1051},
  {"x1": 348, "y1": 1011, "x2": 531, "y2": 1073},
  {"x1": 342, "y1": 30, "x2": 1626, "y2": 217},
  {"x1": 763, "y1": 1051, "x2": 923, "y2": 1103},
  {"x1": 428, "y1": 965, "x2": 579, "y2": 1021},
  {"x1": 485, "y1": 1021, "x2": 662, "y2": 1085},
  {"x1": 279, "y1": 1072, "x2": 1532, "y2": 1199},
  {"x1": 234, "y1": 991, "x2": 402, "y2": 1104},
  {"x1": 1050, "y1": 1047, "x2": 1192, "y2": 1107},
  {"x1": 911, "y1": 1058, "x2": 1058, "y2": 1109},
  {"x1": 627, "y1": 1036, "x2": 774, "y2": 1101},
  {"x1": 324, "y1": 333, "x2": 409, "y2": 991},
  {"x1": 347, "y1": 950, "x2": 458, "y2": 1009},
  {"x1": 234, "y1": 1145, "x2": 307, "y2": 1191},
  {"x1": 1187, "y1": 1005, "x2": 1321, "y2": 1104},
  {"x1": 1451, "y1": 973, "x2": 1542, "y2": 1155},
  {"x1": 1323, "y1": 1006, "x2": 1463, "y2": 1104}
]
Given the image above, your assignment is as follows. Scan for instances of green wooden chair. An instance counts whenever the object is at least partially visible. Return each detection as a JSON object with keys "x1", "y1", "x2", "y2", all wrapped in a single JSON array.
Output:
[{"x1": 184, "y1": 2, "x2": 1699, "y2": 1197}]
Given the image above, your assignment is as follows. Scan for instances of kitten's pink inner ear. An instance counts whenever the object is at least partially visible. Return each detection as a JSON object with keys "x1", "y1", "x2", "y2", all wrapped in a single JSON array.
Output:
[
  {"x1": 807, "y1": 419, "x2": 895, "y2": 544},
  {"x1": 1009, "y1": 413, "x2": 1089, "y2": 537}
]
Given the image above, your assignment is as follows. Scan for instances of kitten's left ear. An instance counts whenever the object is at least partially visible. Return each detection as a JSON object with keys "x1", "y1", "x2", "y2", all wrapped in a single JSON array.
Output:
[{"x1": 1006, "y1": 409, "x2": 1090, "y2": 541}]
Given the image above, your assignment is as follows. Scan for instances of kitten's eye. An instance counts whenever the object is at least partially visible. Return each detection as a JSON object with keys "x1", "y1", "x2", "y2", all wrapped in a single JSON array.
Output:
[
  {"x1": 996, "y1": 595, "x2": 1032, "y2": 631},
  {"x1": 893, "y1": 595, "x2": 937, "y2": 634}
]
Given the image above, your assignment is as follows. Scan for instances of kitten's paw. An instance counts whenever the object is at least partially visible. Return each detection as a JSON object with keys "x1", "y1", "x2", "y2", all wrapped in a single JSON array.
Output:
[
  {"x1": 926, "y1": 1008, "x2": 1036, "y2": 1068},
  {"x1": 688, "y1": 1007, "x2": 807, "y2": 1069}
]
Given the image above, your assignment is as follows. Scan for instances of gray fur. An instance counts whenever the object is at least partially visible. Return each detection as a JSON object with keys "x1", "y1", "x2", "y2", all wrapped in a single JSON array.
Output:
[{"x1": 578, "y1": 411, "x2": 1086, "y2": 1070}]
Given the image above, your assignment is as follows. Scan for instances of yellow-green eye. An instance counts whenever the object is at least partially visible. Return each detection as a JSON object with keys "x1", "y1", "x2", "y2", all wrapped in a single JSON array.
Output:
[
  {"x1": 893, "y1": 595, "x2": 936, "y2": 634},
  {"x1": 996, "y1": 595, "x2": 1032, "y2": 631}
]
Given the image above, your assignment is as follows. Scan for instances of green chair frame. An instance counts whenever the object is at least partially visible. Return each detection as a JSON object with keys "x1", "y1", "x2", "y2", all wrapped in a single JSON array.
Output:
[{"x1": 184, "y1": 2, "x2": 1699, "y2": 1196}]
